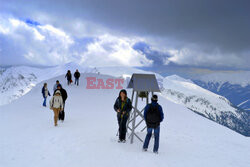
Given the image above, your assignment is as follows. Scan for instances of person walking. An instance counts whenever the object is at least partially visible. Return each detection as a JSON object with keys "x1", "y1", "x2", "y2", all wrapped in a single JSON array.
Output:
[
  {"x1": 49, "y1": 90, "x2": 64, "y2": 126},
  {"x1": 113, "y1": 89, "x2": 132, "y2": 143},
  {"x1": 53, "y1": 80, "x2": 61, "y2": 92},
  {"x1": 54, "y1": 84, "x2": 68, "y2": 122},
  {"x1": 41, "y1": 83, "x2": 50, "y2": 107},
  {"x1": 143, "y1": 95, "x2": 164, "y2": 154},
  {"x1": 74, "y1": 69, "x2": 80, "y2": 86},
  {"x1": 65, "y1": 70, "x2": 72, "y2": 85}
]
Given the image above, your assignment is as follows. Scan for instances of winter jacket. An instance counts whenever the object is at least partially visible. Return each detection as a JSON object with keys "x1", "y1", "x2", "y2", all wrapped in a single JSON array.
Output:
[
  {"x1": 114, "y1": 97, "x2": 132, "y2": 117},
  {"x1": 74, "y1": 72, "x2": 80, "y2": 79},
  {"x1": 53, "y1": 88, "x2": 67, "y2": 103},
  {"x1": 65, "y1": 73, "x2": 72, "y2": 81},
  {"x1": 144, "y1": 101, "x2": 164, "y2": 128},
  {"x1": 42, "y1": 86, "x2": 50, "y2": 98},
  {"x1": 50, "y1": 95, "x2": 64, "y2": 109}
]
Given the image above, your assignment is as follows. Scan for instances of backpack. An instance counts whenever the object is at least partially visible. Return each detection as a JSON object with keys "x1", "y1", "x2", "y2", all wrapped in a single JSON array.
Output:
[{"x1": 146, "y1": 104, "x2": 161, "y2": 127}]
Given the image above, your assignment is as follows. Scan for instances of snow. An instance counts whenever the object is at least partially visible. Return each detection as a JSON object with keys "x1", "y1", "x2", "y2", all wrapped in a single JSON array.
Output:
[
  {"x1": 0, "y1": 73, "x2": 249, "y2": 167},
  {"x1": 162, "y1": 76, "x2": 238, "y2": 115},
  {"x1": 0, "y1": 62, "x2": 95, "y2": 106}
]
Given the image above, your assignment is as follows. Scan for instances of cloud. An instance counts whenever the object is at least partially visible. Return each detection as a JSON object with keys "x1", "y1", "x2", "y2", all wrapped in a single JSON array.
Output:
[
  {"x1": 0, "y1": 15, "x2": 151, "y2": 67},
  {"x1": 0, "y1": 0, "x2": 250, "y2": 69}
]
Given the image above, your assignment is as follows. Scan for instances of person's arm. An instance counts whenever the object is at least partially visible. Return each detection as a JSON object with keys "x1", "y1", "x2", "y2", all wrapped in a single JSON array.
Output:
[
  {"x1": 126, "y1": 99, "x2": 132, "y2": 113},
  {"x1": 48, "y1": 91, "x2": 51, "y2": 96},
  {"x1": 144, "y1": 104, "x2": 149, "y2": 120},
  {"x1": 159, "y1": 105, "x2": 164, "y2": 122},
  {"x1": 113, "y1": 98, "x2": 119, "y2": 112},
  {"x1": 60, "y1": 97, "x2": 64, "y2": 111},
  {"x1": 49, "y1": 97, "x2": 53, "y2": 109},
  {"x1": 64, "y1": 90, "x2": 68, "y2": 100},
  {"x1": 42, "y1": 87, "x2": 45, "y2": 98}
]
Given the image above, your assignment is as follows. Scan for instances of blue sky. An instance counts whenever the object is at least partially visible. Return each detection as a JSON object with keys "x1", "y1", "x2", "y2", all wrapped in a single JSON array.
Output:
[{"x1": 0, "y1": 0, "x2": 250, "y2": 71}]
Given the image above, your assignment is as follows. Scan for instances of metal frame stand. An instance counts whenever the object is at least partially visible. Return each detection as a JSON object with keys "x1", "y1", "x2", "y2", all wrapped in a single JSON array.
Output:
[{"x1": 127, "y1": 90, "x2": 154, "y2": 144}]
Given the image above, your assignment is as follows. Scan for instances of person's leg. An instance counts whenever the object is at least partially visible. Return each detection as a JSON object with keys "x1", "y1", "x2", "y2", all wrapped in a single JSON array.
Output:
[
  {"x1": 121, "y1": 116, "x2": 128, "y2": 140},
  {"x1": 117, "y1": 116, "x2": 122, "y2": 140},
  {"x1": 43, "y1": 97, "x2": 46, "y2": 106},
  {"x1": 53, "y1": 108, "x2": 59, "y2": 126},
  {"x1": 61, "y1": 103, "x2": 65, "y2": 121},
  {"x1": 143, "y1": 128, "x2": 153, "y2": 150},
  {"x1": 77, "y1": 78, "x2": 79, "y2": 86},
  {"x1": 153, "y1": 126, "x2": 160, "y2": 153}
]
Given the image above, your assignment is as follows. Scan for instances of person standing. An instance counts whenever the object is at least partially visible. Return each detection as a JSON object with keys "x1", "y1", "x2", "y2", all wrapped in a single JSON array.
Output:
[
  {"x1": 53, "y1": 80, "x2": 61, "y2": 92},
  {"x1": 143, "y1": 95, "x2": 164, "y2": 154},
  {"x1": 113, "y1": 89, "x2": 132, "y2": 143},
  {"x1": 54, "y1": 84, "x2": 68, "y2": 122},
  {"x1": 41, "y1": 83, "x2": 50, "y2": 107},
  {"x1": 65, "y1": 70, "x2": 72, "y2": 85},
  {"x1": 49, "y1": 90, "x2": 64, "y2": 126},
  {"x1": 74, "y1": 69, "x2": 80, "y2": 86}
]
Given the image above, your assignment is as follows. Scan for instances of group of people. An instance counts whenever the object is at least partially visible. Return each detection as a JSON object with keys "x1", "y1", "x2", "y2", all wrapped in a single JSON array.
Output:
[
  {"x1": 42, "y1": 80, "x2": 68, "y2": 126},
  {"x1": 65, "y1": 69, "x2": 81, "y2": 86},
  {"x1": 42, "y1": 72, "x2": 164, "y2": 153},
  {"x1": 41, "y1": 70, "x2": 80, "y2": 126},
  {"x1": 114, "y1": 89, "x2": 164, "y2": 153}
]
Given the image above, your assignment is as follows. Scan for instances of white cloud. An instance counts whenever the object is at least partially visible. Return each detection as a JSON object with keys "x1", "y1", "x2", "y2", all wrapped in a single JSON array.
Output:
[
  {"x1": 80, "y1": 34, "x2": 152, "y2": 67},
  {"x1": 0, "y1": 15, "x2": 152, "y2": 67}
]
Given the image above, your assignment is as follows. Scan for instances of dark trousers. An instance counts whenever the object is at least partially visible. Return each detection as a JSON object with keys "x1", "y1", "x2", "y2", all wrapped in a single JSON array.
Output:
[
  {"x1": 75, "y1": 78, "x2": 79, "y2": 85},
  {"x1": 67, "y1": 80, "x2": 71, "y2": 85},
  {"x1": 143, "y1": 126, "x2": 160, "y2": 152},
  {"x1": 59, "y1": 103, "x2": 65, "y2": 120},
  {"x1": 117, "y1": 114, "x2": 128, "y2": 140}
]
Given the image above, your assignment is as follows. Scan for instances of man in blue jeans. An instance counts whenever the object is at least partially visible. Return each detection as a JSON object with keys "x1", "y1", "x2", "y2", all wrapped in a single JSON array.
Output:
[{"x1": 143, "y1": 95, "x2": 164, "y2": 154}]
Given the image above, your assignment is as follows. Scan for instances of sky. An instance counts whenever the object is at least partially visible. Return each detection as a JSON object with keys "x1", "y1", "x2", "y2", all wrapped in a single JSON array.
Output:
[{"x1": 0, "y1": 0, "x2": 250, "y2": 70}]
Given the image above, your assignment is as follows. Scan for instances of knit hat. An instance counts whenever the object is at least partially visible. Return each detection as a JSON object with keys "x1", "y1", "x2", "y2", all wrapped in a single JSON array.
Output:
[{"x1": 151, "y1": 95, "x2": 158, "y2": 102}]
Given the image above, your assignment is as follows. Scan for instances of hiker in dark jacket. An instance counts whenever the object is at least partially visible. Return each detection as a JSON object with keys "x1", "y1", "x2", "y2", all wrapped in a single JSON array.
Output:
[
  {"x1": 65, "y1": 70, "x2": 72, "y2": 85},
  {"x1": 74, "y1": 69, "x2": 80, "y2": 86},
  {"x1": 113, "y1": 89, "x2": 132, "y2": 143},
  {"x1": 41, "y1": 83, "x2": 51, "y2": 107},
  {"x1": 54, "y1": 84, "x2": 68, "y2": 122},
  {"x1": 143, "y1": 95, "x2": 164, "y2": 154}
]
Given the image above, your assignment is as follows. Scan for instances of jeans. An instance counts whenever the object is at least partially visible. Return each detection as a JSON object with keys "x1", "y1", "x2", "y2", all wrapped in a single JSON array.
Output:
[
  {"x1": 143, "y1": 126, "x2": 160, "y2": 152},
  {"x1": 43, "y1": 97, "x2": 47, "y2": 106},
  {"x1": 75, "y1": 78, "x2": 79, "y2": 85}
]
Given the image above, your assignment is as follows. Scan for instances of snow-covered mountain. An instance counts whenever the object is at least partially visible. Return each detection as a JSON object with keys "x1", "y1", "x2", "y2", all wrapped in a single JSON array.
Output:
[
  {"x1": 0, "y1": 64, "x2": 249, "y2": 136},
  {"x1": 0, "y1": 62, "x2": 95, "y2": 106},
  {"x1": 192, "y1": 71, "x2": 250, "y2": 111},
  {"x1": 161, "y1": 75, "x2": 249, "y2": 136},
  {"x1": 0, "y1": 73, "x2": 249, "y2": 167}
]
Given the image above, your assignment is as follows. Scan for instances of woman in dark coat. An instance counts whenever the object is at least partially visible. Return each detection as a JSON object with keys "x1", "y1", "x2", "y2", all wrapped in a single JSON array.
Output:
[
  {"x1": 113, "y1": 89, "x2": 132, "y2": 142},
  {"x1": 65, "y1": 70, "x2": 72, "y2": 85}
]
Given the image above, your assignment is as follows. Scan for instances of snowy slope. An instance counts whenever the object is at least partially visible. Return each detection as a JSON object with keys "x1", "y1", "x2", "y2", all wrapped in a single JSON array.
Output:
[
  {"x1": 1, "y1": 64, "x2": 249, "y2": 136},
  {"x1": 192, "y1": 71, "x2": 250, "y2": 111},
  {"x1": 161, "y1": 76, "x2": 249, "y2": 136},
  {"x1": 0, "y1": 62, "x2": 95, "y2": 106},
  {"x1": 0, "y1": 73, "x2": 249, "y2": 167}
]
